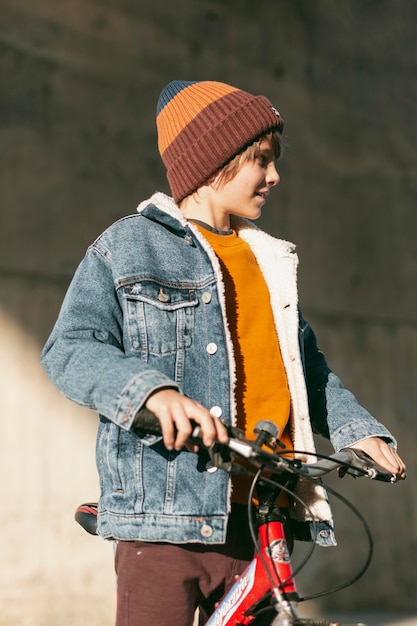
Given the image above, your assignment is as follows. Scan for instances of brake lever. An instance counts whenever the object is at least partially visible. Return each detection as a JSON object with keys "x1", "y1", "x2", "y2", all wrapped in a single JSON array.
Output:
[
  {"x1": 338, "y1": 448, "x2": 397, "y2": 483},
  {"x1": 192, "y1": 425, "x2": 253, "y2": 475}
]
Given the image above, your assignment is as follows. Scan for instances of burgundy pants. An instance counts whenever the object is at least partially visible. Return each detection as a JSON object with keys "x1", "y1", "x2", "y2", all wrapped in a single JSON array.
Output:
[{"x1": 114, "y1": 505, "x2": 254, "y2": 626}]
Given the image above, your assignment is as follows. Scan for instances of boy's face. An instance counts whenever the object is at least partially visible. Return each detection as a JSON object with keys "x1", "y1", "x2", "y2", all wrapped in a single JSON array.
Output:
[{"x1": 212, "y1": 138, "x2": 280, "y2": 226}]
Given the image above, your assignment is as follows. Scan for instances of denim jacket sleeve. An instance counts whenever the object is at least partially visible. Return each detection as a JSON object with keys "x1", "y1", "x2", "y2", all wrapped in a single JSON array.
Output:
[
  {"x1": 300, "y1": 312, "x2": 397, "y2": 451},
  {"x1": 41, "y1": 245, "x2": 179, "y2": 431}
]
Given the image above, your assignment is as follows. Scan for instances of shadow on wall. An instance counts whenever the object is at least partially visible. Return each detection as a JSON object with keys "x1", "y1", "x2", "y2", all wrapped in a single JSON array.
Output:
[{"x1": 0, "y1": 309, "x2": 115, "y2": 626}]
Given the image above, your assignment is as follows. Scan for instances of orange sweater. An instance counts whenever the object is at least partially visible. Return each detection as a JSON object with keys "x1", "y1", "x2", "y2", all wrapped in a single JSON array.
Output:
[{"x1": 195, "y1": 225, "x2": 292, "y2": 503}]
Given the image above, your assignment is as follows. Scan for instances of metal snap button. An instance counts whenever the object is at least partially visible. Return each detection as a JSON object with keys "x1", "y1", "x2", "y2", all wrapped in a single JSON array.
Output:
[
  {"x1": 184, "y1": 235, "x2": 193, "y2": 245},
  {"x1": 210, "y1": 406, "x2": 223, "y2": 418},
  {"x1": 202, "y1": 292, "x2": 212, "y2": 304},
  {"x1": 157, "y1": 289, "x2": 170, "y2": 303},
  {"x1": 206, "y1": 342, "x2": 218, "y2": 355},
  {"x1": 200, "y1": 524, "x2": 213, "y2": 538}
]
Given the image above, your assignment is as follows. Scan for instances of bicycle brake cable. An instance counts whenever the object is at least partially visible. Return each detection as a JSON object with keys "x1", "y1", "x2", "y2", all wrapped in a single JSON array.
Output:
[
  {"x1": 248, "y1": 471, "x2": 319, "y2": 588},
  {"x1": 247, "y1": 459, "x2": 374, "y2": 603},
  {"x1": 298, "y1": 479, "x2": 374, "y2": 602},
  {"x1": 280, "y1": 450, "x2": 375, "y2": 601},
  {"x1": 246, "y1": 469, "x2": 314, "y2": 623}
]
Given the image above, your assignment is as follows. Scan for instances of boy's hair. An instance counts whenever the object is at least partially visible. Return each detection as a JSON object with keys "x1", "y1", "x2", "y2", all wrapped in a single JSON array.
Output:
[
  {"x1": 156, "y1": 80, "x2": 284, "y2": 203},
  {"x1": 214, "y1": 131, "x2": 282, "y2": 188}
]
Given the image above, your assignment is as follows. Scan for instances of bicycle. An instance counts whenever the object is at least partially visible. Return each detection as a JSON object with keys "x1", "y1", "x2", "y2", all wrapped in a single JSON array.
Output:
[{"x1": 75, "y1": 416, "x2": 397, "y2": 626}]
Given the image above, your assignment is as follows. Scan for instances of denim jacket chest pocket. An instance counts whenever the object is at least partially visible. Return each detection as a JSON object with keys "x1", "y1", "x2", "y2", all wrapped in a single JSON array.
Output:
[{"x1": 120, "y1": 279, "x2": 199, "y2": 358}]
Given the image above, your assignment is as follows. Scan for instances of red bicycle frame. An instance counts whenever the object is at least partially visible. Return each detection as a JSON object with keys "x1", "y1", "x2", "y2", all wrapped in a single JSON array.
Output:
[{"x1": 206, "y1": 511, "x2": 299, "y2": 625}]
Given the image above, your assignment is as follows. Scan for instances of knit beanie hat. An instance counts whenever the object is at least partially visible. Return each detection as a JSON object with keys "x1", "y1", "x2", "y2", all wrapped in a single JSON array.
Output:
[{"x1": 156, "y1": 80, "x2": 284, "y2": 203}]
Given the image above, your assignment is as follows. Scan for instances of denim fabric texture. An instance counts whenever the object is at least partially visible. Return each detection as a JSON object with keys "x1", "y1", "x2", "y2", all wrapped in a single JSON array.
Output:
[{"x1": 41, "y1": 193, "x2": 395, "y2": 545}]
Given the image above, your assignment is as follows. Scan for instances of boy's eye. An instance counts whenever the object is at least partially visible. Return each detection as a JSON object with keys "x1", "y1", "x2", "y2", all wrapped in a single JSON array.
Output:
[{"x1": 258, "y1": 155, "x2": 268, "y2": 167}]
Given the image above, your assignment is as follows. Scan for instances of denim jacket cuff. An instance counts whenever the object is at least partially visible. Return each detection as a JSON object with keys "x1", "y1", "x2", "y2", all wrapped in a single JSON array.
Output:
[
  {"x1": 114, "y1": 369, "x2": 180, "y2": 431},
  {"x1": 331, "y1": 419, "x2": 397, "y2": 452},
  {"x1": 290, "y1": 518, "x2": 337, "y2": 547}
]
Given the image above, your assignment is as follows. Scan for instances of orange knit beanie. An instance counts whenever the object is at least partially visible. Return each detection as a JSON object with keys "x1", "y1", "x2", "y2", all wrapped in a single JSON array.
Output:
[{"x1": 156, "y1": 80, "x2": 284, "y2": 203}]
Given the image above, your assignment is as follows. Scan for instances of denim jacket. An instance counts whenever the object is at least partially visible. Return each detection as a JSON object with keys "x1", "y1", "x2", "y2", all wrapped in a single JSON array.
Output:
[{"x1": 41, "y1": 193, "x2": 395, "y2": 545}]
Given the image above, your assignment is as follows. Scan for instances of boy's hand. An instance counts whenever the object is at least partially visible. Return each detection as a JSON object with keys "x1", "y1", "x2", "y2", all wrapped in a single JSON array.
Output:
[
  {"x1": 145, "y1": 389, "x2": 229, "y2": 452},
  {"x1": 348, "y1": 437, "x2": 406, "y2": 481}
]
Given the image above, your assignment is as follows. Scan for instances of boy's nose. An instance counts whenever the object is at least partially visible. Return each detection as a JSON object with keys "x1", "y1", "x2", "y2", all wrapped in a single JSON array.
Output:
[{"x1": 267, "y1": 162, "x2": 280, "y2": 187}]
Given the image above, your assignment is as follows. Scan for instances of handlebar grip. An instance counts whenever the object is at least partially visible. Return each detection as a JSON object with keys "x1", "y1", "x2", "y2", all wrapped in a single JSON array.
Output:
[
  {"x1": 134, "y1": 408, "x2": 163, "y2": 435},
  {"x1": 134, "y1": 408, "x2": 203, "y2": 440}
]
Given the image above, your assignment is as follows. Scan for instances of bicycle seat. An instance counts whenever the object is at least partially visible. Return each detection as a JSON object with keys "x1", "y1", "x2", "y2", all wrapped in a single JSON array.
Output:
[{"x1": 75, "y1": 502, "x2": 98, "y2": 535}]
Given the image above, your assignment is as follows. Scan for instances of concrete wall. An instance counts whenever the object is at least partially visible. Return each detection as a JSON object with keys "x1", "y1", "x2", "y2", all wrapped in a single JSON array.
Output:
[{"x1": 1, "y1": 1, "x2": 416, "y2": 624}]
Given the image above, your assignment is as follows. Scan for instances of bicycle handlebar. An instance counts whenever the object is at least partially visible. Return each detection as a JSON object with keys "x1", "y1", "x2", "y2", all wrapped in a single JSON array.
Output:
[
  {"x1": 74, "y1": 414, "x2": 396, "y2": 539},
  {"x1": 134, "y1": 410, "x2": 397, "y2": 483}
]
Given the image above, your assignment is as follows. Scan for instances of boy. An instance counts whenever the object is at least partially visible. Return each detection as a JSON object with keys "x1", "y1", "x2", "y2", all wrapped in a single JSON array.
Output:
[{"x1": 41, "y1": 80, "x2": 405, "y2": 626}]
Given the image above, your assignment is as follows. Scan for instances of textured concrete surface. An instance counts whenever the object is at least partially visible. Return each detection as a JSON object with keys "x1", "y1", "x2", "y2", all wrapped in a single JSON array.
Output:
[
  {"x1": 314, "y1": 613, "x2": 417, "y2": 626},
  {"x1": 1, "y1": 1, "x2": 416, "y2": 624}
]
